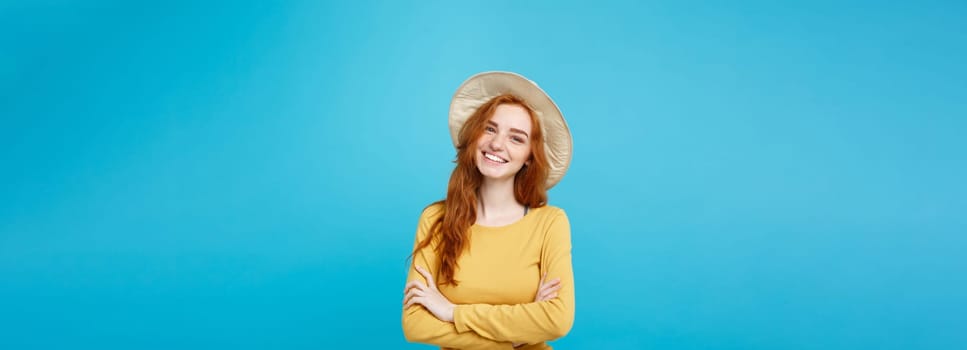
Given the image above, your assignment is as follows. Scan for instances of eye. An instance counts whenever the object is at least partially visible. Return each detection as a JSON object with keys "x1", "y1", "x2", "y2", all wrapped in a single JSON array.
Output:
[
  {"x1": 511, "y1": 136, "x2": 525, "y2": 144},
  {"x1": 485, "y1": 126, "x2": 497, "y2": 133}
]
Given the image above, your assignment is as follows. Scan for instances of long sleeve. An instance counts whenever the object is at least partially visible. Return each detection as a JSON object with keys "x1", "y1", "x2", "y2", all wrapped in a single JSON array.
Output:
[
  {"x1": 452, "y1": 211, "x2": 575, "y2": 344},
  {"x1": 402, "y1": 206, "x2": 515, "y2": 350}
]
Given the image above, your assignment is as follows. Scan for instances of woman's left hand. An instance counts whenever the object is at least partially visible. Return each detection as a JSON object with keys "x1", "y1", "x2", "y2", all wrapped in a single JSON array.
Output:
[{"x1": 403, "y1": 265, "x2": 456, "y2": 322}]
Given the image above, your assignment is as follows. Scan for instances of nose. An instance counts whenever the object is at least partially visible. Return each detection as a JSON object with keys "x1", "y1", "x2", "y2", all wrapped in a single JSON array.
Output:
[{"x1": 488, "y1": 133, "x2": 505, "y2": 151}]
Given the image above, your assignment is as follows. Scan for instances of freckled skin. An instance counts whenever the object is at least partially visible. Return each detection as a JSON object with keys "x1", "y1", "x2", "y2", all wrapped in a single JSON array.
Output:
[{"x1": 475, "y1": 104, "x2": 533, "y2": 181}]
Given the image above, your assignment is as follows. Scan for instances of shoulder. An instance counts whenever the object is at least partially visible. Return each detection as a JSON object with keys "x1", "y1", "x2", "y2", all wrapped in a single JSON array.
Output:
[
  {"x1": 412, "y1": 202, "x2": 445, "y2": 241},
  {"x1": 420, "y1": 202, "x2": 445, "y2": 222},
  {"x1": 531, "y1": 205, "x2": 571, "y2": 244},
  {"x1": 416, "y1": 202, "x2": 446, "y2": 229},
  {"x1": 529, "y1": 205, "x2": 570, "y2": 232},
  {"x1": 534, "y1": 204, "x2": 568, "y2": 220}
]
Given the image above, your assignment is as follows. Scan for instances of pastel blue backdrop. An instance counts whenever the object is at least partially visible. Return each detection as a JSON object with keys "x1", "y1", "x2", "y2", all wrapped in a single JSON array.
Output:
[{"x1": 1, "y1": 1, "x2": 964, "y2": 349}]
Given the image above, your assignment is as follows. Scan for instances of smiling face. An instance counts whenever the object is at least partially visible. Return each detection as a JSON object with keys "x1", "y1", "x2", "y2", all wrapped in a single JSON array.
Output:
[{"x1": 474, "y1": 103, "x2": 534, "y2": 182}]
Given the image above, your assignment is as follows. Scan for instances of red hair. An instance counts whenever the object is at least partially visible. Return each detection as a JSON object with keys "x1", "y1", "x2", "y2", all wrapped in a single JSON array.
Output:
[{"x1": 413, "y1": 94, "x2": 550, "y2": 286}]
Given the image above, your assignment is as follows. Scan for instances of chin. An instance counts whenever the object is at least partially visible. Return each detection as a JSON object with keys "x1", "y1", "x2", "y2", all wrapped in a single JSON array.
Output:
[{"x1": 478, "y1": 167, "x2": 520, "y2": 182}]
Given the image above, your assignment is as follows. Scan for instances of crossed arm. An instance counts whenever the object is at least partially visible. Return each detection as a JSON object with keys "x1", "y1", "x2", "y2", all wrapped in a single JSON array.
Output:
[
  {"x1": 401, "y1": 209, "x2": 574, "y2": 349},
  {"x1": 404, "y1": 266, "x2": 563, "y2": 348}
]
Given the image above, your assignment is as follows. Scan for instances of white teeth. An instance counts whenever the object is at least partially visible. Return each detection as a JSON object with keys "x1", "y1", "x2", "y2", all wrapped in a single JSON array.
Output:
[{"x1": 484, "y1": 152, "x2": 507, "y2": 163}]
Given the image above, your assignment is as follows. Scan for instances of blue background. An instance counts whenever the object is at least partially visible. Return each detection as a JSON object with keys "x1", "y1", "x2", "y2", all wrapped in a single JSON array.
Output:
[{"x1": 2, "y1": 1, "x2": 965, "y2": 348}]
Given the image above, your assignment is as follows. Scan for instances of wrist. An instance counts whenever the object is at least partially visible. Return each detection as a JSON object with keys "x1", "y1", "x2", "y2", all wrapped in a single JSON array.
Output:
[{"x1": 445, "y1": 303, "x2": 456, "y2": 323}]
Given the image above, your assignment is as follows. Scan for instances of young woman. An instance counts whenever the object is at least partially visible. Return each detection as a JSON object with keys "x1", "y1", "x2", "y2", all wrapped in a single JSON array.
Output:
[{"x1": 402, "y1": 72, "x2": 575, "y2": 350}]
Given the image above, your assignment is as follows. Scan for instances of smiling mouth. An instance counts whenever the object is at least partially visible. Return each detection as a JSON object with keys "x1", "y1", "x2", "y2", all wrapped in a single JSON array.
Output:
[{"x1": 482, "y1": 151, "x2": 508, "y2": 164}]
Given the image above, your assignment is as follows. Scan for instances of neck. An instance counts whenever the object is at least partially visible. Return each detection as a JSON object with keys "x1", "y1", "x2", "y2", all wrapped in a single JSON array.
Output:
[{"x1": 477, "y1": 177, "x2": 523, "y2": 219}]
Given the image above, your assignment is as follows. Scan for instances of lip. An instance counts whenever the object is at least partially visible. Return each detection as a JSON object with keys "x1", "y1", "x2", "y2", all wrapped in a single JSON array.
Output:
[{"x1": 481, "y1": 151, "x2": 508, "y2": 165}]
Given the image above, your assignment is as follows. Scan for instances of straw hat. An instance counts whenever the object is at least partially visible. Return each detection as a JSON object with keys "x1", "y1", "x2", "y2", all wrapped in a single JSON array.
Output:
[{"x1": 448, "y1": 71, "x2": 572, "y2": 189}]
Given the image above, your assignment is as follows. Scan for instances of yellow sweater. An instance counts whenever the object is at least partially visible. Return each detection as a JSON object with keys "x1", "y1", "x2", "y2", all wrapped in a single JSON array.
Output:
[{"x1": 402, "y1": 203, "x2": 575, "y2": 350}]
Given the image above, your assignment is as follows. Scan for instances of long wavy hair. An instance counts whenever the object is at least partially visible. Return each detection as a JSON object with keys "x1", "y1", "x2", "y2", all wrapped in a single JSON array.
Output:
[{"x1": 412, "y1": 94, "x2": 550, "y2": 286}]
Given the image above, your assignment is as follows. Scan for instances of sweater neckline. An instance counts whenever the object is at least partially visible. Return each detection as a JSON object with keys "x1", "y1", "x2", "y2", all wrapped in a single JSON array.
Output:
[{"x1": 472, "y1": 206, "x2": 541, "y2": 231}]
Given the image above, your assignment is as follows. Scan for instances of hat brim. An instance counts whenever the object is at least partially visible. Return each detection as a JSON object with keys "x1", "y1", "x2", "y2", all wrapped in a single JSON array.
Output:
[{"x1": 449, "y1": 71, "x2": 572, "y2": 189}]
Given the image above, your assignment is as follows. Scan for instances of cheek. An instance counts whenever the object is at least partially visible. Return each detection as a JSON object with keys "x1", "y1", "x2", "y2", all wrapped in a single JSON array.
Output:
[
  {"x1": 513, "y1": 147, "x2": 532, "y2": 163},
  {"x1": 475, "y1": 135, "x2": 490, "y2": 149}
]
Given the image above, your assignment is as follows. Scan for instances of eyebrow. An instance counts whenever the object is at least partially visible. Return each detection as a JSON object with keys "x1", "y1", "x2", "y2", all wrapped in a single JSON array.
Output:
[{"x1": 487, "y1": 120, "x2": 530, "y2": 139}]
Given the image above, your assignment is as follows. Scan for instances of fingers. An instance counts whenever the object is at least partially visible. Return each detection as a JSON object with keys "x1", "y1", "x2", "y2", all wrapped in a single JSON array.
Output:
[
  {"x1": 415, "y1": 265, "x2": 436, "y2": 289},
  {"x1": 404, "y1": 288, "x2": 424, "y2": 304},
  {"x1": 537, "y1": 278, "x2": 561, "y2": 295},
  {"x1": 404, "y1": 296, "x2": 423, "y2": 309},
  {"x1": 539, "y1": 278, "x2": 561, "y2": 290},
  {"x1": 536, "y1": 285, "x2": 560, "y2": 301},
  {"x1": 537, "y1": 291, "x2": 559, "y2": 302},
  {"x1": 535, "y1": 277, "x2": 562, "y2": 302},
  {"x1": 537, "y1": 286, "x2": 561, "y2": 301},
  {"x1": 537, "y1": 283, "x2": 558, "y2": 295},
  {"x1": 403, "y1": 286, "x2": 427, "y2": 307},
  {"x1": 404, "y1": 280, "x2": 426, "y2": 293},
  {"x1": 403, "y1": 280, "x2": 428, "y2": 308},
  {"x1": 402, "y1": 267, "x2": 440, "y2": 310}
]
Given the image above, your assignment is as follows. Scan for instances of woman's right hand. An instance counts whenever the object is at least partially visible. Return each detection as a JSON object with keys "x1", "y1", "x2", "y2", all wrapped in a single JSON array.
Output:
[{"x1": 534, "y1": 273, "x2": 562, "y2": 302}]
